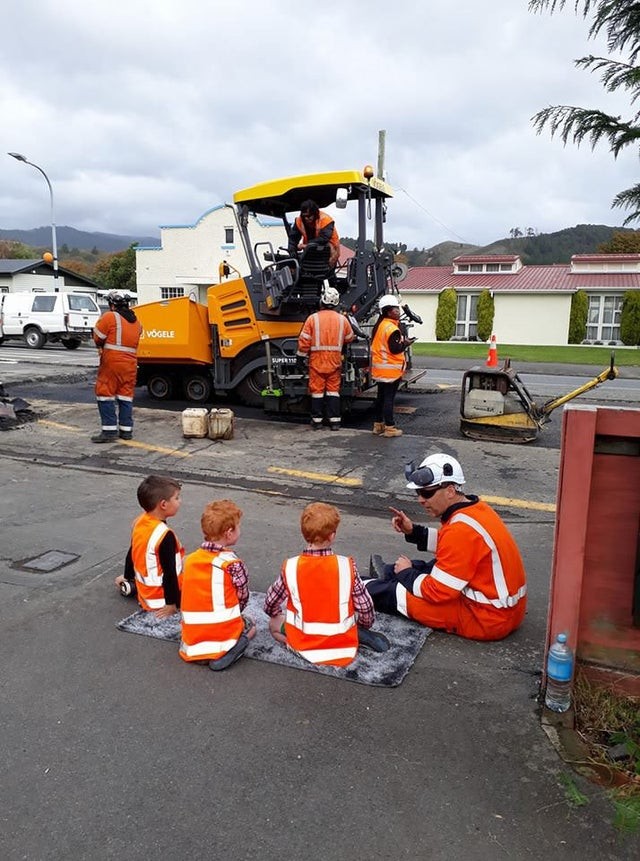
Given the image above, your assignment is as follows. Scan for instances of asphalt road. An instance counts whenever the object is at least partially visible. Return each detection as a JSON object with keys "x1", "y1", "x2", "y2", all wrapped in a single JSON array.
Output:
[{"x1": 2, "y1": 344, "x2": 639, "y2": 860}]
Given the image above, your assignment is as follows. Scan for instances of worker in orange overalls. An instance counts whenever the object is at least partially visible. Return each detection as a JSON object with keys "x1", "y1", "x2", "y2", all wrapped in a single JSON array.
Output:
[
  {"x1": 92, "y1": 291, "x2": 142, "y2": 443},
  {"x1": 288, "y1": 199, "x2": 340, "y2": 269},
  {"x1": 364, "y1": 453, "x2": 527, "y2": 641},
  {"x1": 296, "y1": 284, "x2": 354, "y2": 431},
  {"x1": 370, "y1": 293, "x2": 414, "y2": 438}
]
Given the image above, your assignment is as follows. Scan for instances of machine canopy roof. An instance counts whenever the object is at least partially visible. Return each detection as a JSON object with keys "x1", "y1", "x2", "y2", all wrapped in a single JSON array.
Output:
[{"x1": 233, "y1": 170, "x2": 393, "y2": 218}]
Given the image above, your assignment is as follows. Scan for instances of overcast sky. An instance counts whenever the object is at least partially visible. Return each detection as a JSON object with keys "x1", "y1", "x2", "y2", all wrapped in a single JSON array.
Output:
[{"x1": 1, "y1": 0, "x2": 637, "y2": 250}]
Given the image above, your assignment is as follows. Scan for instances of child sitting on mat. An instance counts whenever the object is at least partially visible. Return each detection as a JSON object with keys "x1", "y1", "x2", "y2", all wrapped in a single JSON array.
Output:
[
  {"x1": 115, "y1": 474, "x2": 184, "y2": 618},
  {"x1": 263, "y1": 502, "x2": 387, "y2": 666},
  {"x1": 179, "y1": 499, "x2": 256, "y2": 672}
]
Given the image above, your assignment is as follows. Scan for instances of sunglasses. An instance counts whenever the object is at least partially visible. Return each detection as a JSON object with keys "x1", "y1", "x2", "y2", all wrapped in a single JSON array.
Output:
[{"x1": 416, "y1": 486, "x2": 443, "y2": 500}]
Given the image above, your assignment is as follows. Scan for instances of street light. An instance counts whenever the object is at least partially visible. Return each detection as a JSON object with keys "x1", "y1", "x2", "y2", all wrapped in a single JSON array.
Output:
[{"x1": 8, "y1": 151, "x2": 59, "y2": 289}]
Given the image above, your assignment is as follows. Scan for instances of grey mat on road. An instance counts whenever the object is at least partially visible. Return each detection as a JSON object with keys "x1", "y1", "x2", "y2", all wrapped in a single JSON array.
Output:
[{"x1": 116, "y1": 591, "x2": 431, "y2": 687}]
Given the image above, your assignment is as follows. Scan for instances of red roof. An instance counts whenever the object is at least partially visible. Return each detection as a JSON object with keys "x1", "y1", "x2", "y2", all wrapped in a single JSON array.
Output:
[
  {"x1": 453, "y1": 254, "x2": 520, "y2": 264},
  {"x1": 401, "y1": 263, "x2": 640, "y2": 293},
  {"x1": 572, "y1": 254, "x2": 640, "y2": 264}
]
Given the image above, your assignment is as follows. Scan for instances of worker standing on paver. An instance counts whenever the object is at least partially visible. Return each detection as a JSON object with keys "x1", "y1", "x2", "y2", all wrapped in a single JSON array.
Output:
[
  {"x1": 92, "y1": 291, "x2": 142, "y2": 443},
  {"x1": 296, "y1": 284, "x2": 354, "y2": 431}
]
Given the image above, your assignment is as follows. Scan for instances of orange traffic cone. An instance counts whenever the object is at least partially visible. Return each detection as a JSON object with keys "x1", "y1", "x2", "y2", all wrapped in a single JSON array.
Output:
[{"x1": 486, "y1": 334, "x2": 498, "y2": 367}]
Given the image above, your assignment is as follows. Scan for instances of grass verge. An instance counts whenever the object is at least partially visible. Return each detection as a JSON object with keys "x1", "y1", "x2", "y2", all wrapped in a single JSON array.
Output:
[{"x1": 412, "y1": 342, "x2": 640, "y2": 366}]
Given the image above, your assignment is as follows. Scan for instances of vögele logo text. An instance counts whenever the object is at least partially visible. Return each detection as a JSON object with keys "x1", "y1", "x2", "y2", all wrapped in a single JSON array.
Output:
[{"x1": 143, "y1": 329, "x2": 175, "y2": 339}]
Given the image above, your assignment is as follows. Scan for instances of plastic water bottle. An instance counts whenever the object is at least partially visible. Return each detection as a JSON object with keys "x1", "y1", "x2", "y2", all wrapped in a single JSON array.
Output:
[{"x1": 545, "y1": 633, "x2": 574, "y2": 713}]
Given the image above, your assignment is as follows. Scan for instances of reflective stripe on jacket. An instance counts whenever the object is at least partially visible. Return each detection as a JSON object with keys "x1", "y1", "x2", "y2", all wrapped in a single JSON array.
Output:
[
  {"x1": 179, "y1": 547, "x2": 244, "y2": 661},
  {"x1": 93, "y1": 310, "x2": 142, "y2": 356},
  {"x1": 405, "y1": 500, "x2": 527, "y2": 638},
  {"x1": 371, "y1": 317, "x2": 405, "y2": 382},
  {"x1": 282, "y1": 554, "x2": 358, "y2": 666},
  {"x1": 132, "y1": 513, "x2": 184, "y2": 610},
  {"x1": 297, "y1": 310, "x2": 355, "y2": 374}
]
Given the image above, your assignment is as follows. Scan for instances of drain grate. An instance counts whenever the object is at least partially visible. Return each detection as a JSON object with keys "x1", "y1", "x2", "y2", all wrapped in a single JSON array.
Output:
[{"x1": 13, "y1": 550, "x2": 80, "y2": 573}]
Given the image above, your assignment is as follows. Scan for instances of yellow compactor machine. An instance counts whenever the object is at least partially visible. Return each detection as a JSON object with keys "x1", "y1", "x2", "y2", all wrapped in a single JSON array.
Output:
[{"x1": 135, "y1": 168, "x2": 422, "y2": 411}]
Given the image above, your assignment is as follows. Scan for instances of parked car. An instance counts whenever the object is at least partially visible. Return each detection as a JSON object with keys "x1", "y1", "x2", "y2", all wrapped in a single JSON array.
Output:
[{"x1": 0, "y1": 291, "x2": 100, "y2": 349}]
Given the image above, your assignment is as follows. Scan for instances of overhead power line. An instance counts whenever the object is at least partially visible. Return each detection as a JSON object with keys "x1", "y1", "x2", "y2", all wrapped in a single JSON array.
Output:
[{"x1": 395, "y1": 186, "x2": 473, "y2": 246}]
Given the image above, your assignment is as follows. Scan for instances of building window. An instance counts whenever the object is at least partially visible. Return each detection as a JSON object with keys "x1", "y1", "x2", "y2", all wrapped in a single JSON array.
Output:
[
  {"x1": 160, "y1": 287, "x2": 185, "y2": 300},
  {"x1": 486, "y1": 263, "x2": 499, "y2": 272},
  {"x1": 500, "y1": 264, "x2": 512, "y2": 271},
  {"x1": 457, "y1": 264, "x2": 469, "y2": 272},
  {"x1": 225, "y1": 227, "x2": 234, "y2": 244},
  {"x1": 469, "y1": 264, "x2": 483, "y2": 272},
  {"x1": 455, "y1": 294, "x2": 478, "y2": 339},
  {"x1": 586, "y1": 294, "x2": 622, "y2": 341}
]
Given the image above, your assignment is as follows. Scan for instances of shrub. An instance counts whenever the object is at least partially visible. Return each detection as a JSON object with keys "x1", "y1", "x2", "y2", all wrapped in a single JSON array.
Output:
[
  {"x1": 435, "y1": 288, "x2": 456, "y2": 341},
  {"x1": 476, "y1": 290, "x2": 494, "y2": 342},
  {"x1": 620, "y1": 290, "x2": 640, "y2": 345},
  {"x1": 568, "y1": 290, "x2": 588, "y2": 344}
]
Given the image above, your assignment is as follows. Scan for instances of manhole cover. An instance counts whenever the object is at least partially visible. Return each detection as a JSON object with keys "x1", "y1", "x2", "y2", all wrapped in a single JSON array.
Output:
[{"x1": 13, "y1": 550, "x2": 80, "y2": 573}]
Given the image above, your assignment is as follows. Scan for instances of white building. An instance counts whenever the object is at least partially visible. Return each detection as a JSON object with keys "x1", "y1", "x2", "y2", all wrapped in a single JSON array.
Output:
[{"x1": 135, "y1": 204, "x2": 286, "y2": 305}]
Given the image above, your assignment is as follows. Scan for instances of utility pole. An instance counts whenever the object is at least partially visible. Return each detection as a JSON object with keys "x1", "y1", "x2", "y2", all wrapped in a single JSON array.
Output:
[{"x1": 377, "y1": 130, "x2": 386, "y2": 180}]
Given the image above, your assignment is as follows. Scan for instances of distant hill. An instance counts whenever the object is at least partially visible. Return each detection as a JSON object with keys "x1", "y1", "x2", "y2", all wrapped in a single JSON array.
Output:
[
  {"x1": 0, "y1": 225, "x2": 160, "y2": 253},
  {"x1": 424, "y1": 224, "x2": 632, "y2": 266}
]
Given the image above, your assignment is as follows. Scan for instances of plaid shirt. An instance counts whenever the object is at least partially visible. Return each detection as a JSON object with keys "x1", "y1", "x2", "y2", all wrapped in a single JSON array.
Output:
[
  {"x1": 201, "y1": 541, "x2": 249, "y2": 611},
  {"x1": 263, "y1": 547, "x2": 374, "y2": 628}
]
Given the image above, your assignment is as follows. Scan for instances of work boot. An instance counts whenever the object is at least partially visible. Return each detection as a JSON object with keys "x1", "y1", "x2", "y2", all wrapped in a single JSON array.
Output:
[
  {"x1": 310, "y1": 420, "x2": 322, "y2": 431},
  {"x1": 357, "y1": 626, "x2": 390, "y2": 653},
  {"x1": 91, "y1": 432, "x2": 118, "y2": 444},
  {"x1": 372, "y1": 422, "x2": 385, "y2": 435},
  {"x1": 208, "y1": 634, "x2": 249, "y2": 671},
  {"x1": 119, "y1": 431, "x2": 133, "y2": 440},
  {"x1": 329, "y1": 423, "x2": 341, "y2": 432},
  {"x1": 383, "y1": 426, "x2": 403, "y2": 438}
]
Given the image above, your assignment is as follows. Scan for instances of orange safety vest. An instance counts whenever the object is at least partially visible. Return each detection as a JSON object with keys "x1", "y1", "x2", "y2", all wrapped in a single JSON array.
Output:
[
  {"x1": 131, "y1": 513, "x2": 184, "y2": 611},
  {"x1": 371, "y1": 317, "x2": 405, "y2": 382},
  {"x1": 179, "y1": 547, "x2": 245, "y2": 662},
  {"x1": 93, "y1": 310, "x2": 142, "y2": 357},
  {"x1": 282, "y1": 554, "x2": 358, "y2": 666},
  {"x1": 403, "y1": 501, "x2": 527, "y2": 640},
  {"x1": 294, "y1": 211, "x2": 340, "y2": 250},
  {"x1": 297, "y1": 310, "x2": 355, "y2": 374}
]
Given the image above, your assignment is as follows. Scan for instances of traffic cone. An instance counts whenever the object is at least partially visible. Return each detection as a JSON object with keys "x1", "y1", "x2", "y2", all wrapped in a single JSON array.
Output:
[{"x1": 486, "y1": 334, "x2": 498, "y2": 367}]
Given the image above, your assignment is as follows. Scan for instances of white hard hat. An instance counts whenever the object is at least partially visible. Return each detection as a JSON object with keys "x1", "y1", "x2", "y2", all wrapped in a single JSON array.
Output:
[
  {"x1": 379, "y1": 294, "x2": 401, "y2": 310},
  {"x1": 405, "y1": 453, "x2": 466, "y2": 490},
  {"x1": 320, "y1": 284, "x2": 340, "y2": 307}
]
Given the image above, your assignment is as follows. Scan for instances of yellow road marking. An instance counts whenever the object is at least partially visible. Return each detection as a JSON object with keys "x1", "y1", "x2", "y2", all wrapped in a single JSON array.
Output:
[
  {"x1": 39, "y1": 420, "x2": 81, "y2": 432},
  {"x1": 268, "y1": 466, "x2": 362, "y2": 487},
  {"x1": 483, "y1": 494, "x2": 556, "y2": 513},
  {"x1": 119, "y1": 440, "x2": 191, "y2": 458},
  {"x1": 394, "y1": 405, "x2": 417, "y2": 415}
]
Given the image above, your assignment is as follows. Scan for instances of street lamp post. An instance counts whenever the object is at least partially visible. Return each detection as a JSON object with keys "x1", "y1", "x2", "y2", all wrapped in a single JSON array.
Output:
[{"x1": 8, "y1": 152, "x2": 59, "y2": 290}]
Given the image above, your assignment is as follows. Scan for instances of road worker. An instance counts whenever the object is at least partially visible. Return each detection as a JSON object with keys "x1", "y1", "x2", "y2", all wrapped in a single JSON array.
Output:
[
  {"x1": 288, "y1": 199, "x2": 340, "y2": 269},
  {"x1": 296, "y1": 283, "x2": 355, "y2": 431},
  {"x1": 365, "y1": 453, "x2": 527, "y2": 641},
  {"x1": 92, "y1": 290, "x2": 142, "y2": 443},
  {"x1": 370, "y1": 294, "x2": 414, "y2": 438}
]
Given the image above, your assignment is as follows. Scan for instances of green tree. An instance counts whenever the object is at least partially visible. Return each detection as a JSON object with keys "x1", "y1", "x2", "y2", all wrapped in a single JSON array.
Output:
[
  {"x1": 598, "y1": 229, "x2": 640, "y2": 252},
  {"x1": 435, "y1": 288, "x2": 457, "y2": 341},
  {"x1": 93, "y1": 243, "x2": 138, "y2": 292},
  {"x1": 0, "y1": 240, "x2": 32, "y2": 259},
  {"x1": 569, "y1": 289, "x2": 589, "y2": 343},
  {"x1": 620, "y1": 289, "x2": 640, "y2": 344},
  {"x1": 476, "y1": 290, "x2": 495, "y2": 341},
  {"x1": 530, "y1": 1, "x2": 640, "y2": 224}
]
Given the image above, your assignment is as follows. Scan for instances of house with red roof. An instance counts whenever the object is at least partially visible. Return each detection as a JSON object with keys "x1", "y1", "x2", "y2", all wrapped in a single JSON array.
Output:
[{"x1": 398, "y1": 253, "x2": 640, "y2": 346}]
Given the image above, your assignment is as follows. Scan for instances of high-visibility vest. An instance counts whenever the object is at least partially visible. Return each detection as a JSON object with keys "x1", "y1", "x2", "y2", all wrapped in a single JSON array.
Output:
[
  {"x1": 282, "y1": 554, "x2": 358, "y2": 666},
  {"x1": 294, "y1": 212, "x2": 340, "y2": 250},
  {"x1": 404, "y1": 501, "x2": 527, "y2": 638},
  {"x1": 93, "y1": 310, "x2": 142, "y2": 357},
  {"x1": 179, "y1": 547, "x2": 244, "y2": 661},
  {"x1": 298, "y1": 310, "x2": 354, "y2": 373},
  {"x1": 131, "y1": 513, "x2": 184, "y2": 611},
  {"x1": 371, "y1": 317, "x2": 405, "y2": 382}
]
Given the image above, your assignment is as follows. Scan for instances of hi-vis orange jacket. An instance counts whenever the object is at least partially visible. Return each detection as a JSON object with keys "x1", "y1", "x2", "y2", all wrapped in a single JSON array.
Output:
[
  {"x1": 179, "y1": 547, "x2": 245, "y2": 662},
  {"x1": 282, "y1": 554, "x2": 358, "y2": 666},
  {"x1": 93, "y1": 310, "x2": 142, "y2": 399},
  {"x1": 131, "y1": 513, "x2": 184, "y2": 611},
  {"x1": 402, "y1": 500, "x2": 527, "y2": 641},
  {"x1": 371, "y1": 318, "x2": 405, "y2": 383},
  {"x1": 293, "y1": 211, "x2": 340, "y2": 252},
  {"x1": 297, "y1": 309, "x2": 355, "y2": 374}
]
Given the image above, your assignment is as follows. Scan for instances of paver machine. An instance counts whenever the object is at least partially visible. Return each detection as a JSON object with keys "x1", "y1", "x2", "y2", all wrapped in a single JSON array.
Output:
[{"x1": 135, "y1": 167, "x2": 422, "y2": 410}]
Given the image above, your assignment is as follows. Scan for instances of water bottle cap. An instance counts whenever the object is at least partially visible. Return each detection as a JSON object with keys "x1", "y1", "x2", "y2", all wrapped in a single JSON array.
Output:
[{"x1": 557, "y1": 633, "x2": 567, "y2": 643}]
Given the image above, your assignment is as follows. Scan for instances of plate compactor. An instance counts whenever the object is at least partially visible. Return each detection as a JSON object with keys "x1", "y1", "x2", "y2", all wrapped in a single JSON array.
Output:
[{"x1": 460, "y1": 354, "x2": 619, "y2": 443}]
